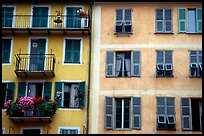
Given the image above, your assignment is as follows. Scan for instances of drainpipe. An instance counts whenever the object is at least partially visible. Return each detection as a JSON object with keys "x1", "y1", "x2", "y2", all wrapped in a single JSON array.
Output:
[{"x1": 86, "y1": 2, "x2": 93, "y2": 134}]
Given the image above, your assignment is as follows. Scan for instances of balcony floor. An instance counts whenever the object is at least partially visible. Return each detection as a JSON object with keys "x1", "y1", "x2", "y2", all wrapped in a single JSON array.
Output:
[
  {"x1": 10, "y1": 117, "x2": 52, "y2": 123},
  {"x1": 15, "y1": 71, "x2": 55, "y2": 77}
]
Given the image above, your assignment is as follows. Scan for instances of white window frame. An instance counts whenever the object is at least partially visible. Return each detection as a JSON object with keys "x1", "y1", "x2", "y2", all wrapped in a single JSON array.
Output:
[
  {"x1": 64, "y1": 5, "x2": 84, "y2": 28},
  {"x1": 62, "y1": 37, "x2": 83, "y2": 65},
  {"x1": 27, "y1": 37, "x2": 48, "y2": 71},
  {"x1": 25, "y1": 80, "x2": 45, "y2": 98},
  {"x1": 167, "y1": 115, "x2": 176, "y2": 124},
  {"x1": 20, "y1": 127, "x2": 43, "y2": 134},
  {"x1": 157, "y1": 115, "x2": 166, "y2": 124},
  {"x1": 30, "y1": 5, "x2": 51, "y2": 28},
  {"x1": 58, "y1": 126, "x2": 80, "y2": 134},
  {"x1": 2, "y1": 5, "x2": 16, "y2": 27},
  {"x1": 2, "y1": 128, "x2": 5, "y2": 134},
  {"x1": 2, "y1": 37, "x2": 14, "y2": 65}
]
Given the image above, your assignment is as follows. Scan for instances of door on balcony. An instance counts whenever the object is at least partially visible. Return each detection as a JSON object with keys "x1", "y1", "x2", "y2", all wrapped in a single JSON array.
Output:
[
  {"x1": 66, "y1": 7, "x2": 82, "y2": 28},
  {"x1": 29, "y1": 39, "x2": 46, "y2": 71},
  {"x1": 27, "y1": 83, "x2": 43, "y2": 98},
  {"x1": 32, "y1": 7, "x2": 49, "y2": 27}
]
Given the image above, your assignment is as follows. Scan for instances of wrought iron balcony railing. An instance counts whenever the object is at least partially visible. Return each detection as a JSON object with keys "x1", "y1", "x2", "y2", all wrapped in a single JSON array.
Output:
[{"x1": 15, "y1": 54, "x2": 56, "y2": 77}]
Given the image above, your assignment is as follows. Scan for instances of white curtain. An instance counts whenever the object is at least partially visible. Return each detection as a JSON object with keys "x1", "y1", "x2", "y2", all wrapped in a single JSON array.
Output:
[
  {"x1": 116, "y1": 54, "x2": 123, "y2": 77},
  {"x1": 69, "y1": 84, "x2": 79, "y2": 108},
  {"x1": 125, "y1": 59, "x2": 131, "y2": 77}
]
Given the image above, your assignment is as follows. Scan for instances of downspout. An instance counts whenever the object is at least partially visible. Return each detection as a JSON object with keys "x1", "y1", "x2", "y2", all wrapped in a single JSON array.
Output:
[{"x1": 86, "y1": 2, "x2": 93, "y2": 134}]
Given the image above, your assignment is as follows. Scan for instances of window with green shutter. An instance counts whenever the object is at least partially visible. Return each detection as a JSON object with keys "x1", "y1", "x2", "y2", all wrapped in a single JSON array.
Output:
[
  {"x1": 66, "y1": 7, "x2": 82, "y2": 28},
  {"x1": 2, "y1": 39, "x2": 12, "y2": 63},
  {"x1": 2, "y1": 7, "x2": 14, "y2": 27},
  {"x1": 44, "y1": 82, "x2": 52, "y2": 101},
  {"x1": 64, "y1": 39, "x2": 81, "y2": 64},
  {"x1": 2, "y1": 82, "x2": 15, "y2": 108},
  {"x1": 178, "y1": 8, "x2": 186, "y2": 32},
  {"x1": 32, "y1": 7, "x2": 49, "y2": 27},
  {"x1": 189, "y1": 50, "x2": 202, "y2": 77}
]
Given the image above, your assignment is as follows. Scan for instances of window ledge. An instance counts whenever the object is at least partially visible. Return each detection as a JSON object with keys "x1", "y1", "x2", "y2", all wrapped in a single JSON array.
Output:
[
  {"x1": 185, "y1": 32, "x2": 202, "y2": 35},
  {"x1": 156, "y1": 75, "x2": 174, "y2": 78},
  {"x1": 58, "y1": 108, "x2": 81, "y2": 111},
  {"x1": 157, "y1": 128, "x2": 176, "y2": 131},
  {"x1": 189, "y1": 76, "x2": 202, "y2": 78},
  {"x1": 154, "y1": 32, "x2": 174, "y2": 34},
  {"x1": 114, "y1": 32, "x2": 133, "y2": 36},
  {"x1": 113, "y1": 128, "x2": 131, "y2": 131},
  {"x1": 106, "y1": 76, "x2": 141, "y2": 78}
]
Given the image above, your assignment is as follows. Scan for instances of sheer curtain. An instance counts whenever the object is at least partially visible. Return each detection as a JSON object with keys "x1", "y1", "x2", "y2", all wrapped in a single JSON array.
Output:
[
  {"x1": 125, "y1": 59, "x2": 131, "y2": 77},
  {"x1": 69, "y1": 84, "x2": 79, "y2": 108},
  {"x1": 116, "y1": 54, "x2": 123, "y2": 77}
]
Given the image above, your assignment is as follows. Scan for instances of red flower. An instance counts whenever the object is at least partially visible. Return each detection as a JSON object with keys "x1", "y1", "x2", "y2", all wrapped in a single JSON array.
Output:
[{"x1": 53, "y1": 102, "x2": 58, "y2": 105}]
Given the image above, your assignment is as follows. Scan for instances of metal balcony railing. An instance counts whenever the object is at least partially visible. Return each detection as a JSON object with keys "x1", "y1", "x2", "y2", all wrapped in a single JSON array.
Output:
[{"x1": 2, "y1": 14, "x2": 89, "y2": 28}]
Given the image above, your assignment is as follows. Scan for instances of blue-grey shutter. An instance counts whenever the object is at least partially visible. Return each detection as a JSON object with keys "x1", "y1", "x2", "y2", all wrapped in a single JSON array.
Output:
[
  {"x1": 131, "y1": 51, "x2": 140, "y2": 76},
  {"x1": 124, "y1": 9, "x2": 132, "y2": 33},
  {"x1": 54, "y1": 82, "x2": 63, "y2": 107},
  {"x1": 78, "y1": 81, "x2": 86, "y2": 108},
  {"x1": 132, "y1": 97, "x2": 141, "y2": 129},
  {"x1": 164, "y1": 9, "x2": 172, "y2": 32},
  {"x1": 166, "y1": 97, "x2": 175, "y2": 116},
  {"x1": 196, "y1": 8, "x2": 202, "y2": 33},
  {"x1": 165, "y1": 51, "x2": 173, "y2": 74},
  {"x1": 181, "y1": 98, "x2": 191, "y2": 130},
  {"x1": 156, "y1": 9, "x2": 164, "y2": 32},
  {"x1": 44, "y1": 82, "x2": 52, "y2": 101},
  {"x1": 104, "y1": 96, "x2": 113, "y2": 129},
  {"x1": 65, "y1": 39, "x2": 72, "y2": 63},
  {"x1": 178, "y1": 8, "x2": 186, "y2": 32},
  {"x1": 156, "y1": 51, "x2": 164, "y2": 76},
  {"x1": 2, "y1": 39, "x2": 11, "y2": 63},
  {"x1": 115, "y1": 9, "x2": 123, "y2": 33},
  {"x1": 18, "y1": 82, "x2": 26, "y2": 98},
  {"x1": 156, "y1": 97, "x2": 166, "y2": 129},
  {"x1": 189, "y1": 51, "x2": 198, "y2": 77},
  {"x1": 7, "y1": 82, "x2": 15, "y2": 101},
  {"x1": 106, "y1": 51, "x2": 115, "y2": 77}
]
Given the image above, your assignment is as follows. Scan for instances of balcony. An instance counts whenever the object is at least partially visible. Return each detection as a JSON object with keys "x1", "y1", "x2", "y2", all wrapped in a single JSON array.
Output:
[
  {"x1": 2, "y1": 14, "x2": 90, "y2": 35},
  {"x1": 15, "y1": 54, "x2": 55, "y2": 77}
]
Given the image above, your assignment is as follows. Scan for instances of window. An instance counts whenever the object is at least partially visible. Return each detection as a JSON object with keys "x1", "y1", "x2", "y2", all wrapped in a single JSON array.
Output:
[
  {"x1": 189, "y1": 50, "x2": 202, "y2": 77},
  {"x1": 18, "y1": 82, "x2": 52, "y2": 100},
  {"x1": 2, "y1": 39, "x2": 12, "y2": 64},
  {"x1": 181, "y1": 98, "x2": 202, "y2": 131},
  {"x1": 115, "y1": 9, "x2": 132, "y2": 34},
  {"x1": 106, "y1": 51, "x2": 140, "y2": 77},
  {"x1": 58, "y1": 127, "x2": 80, "y2": 134},
  {"x1": 54, "y1": 81, "x2": 86, "y2": 108},
  {"x1": 104, "y1": 97, "x2": 141, "y2": 130},
  {"x1": 178, "y1": 8, "x2": 202, "y2": 33},
  {"x1": 155, "y1": 8, "x2": 172, "y2": 33},
  {"x1": 32, "y1": 7, "x2": 49, "y2": 27},
  {"x1": 156, "y1": 97, "x2": 176, "y2": 130},
  {"x1": 2, "y1": 6, "x2": 14, "y2": 27},
  {"x1": 21, "y1": 128, "x2": 41, "y2": 134},
  {"x1": 2, "y1": 83, "x2": 15, "y2": 108},
  {"x1": 156, "y1": 50, "x2": 173, "y2": 77},
  {"x1": 64, "y1": 39, "x2": 82, "y2": 64},
  {"x1": 66, "y1": 7, "x2": 83, "y2": 28}
]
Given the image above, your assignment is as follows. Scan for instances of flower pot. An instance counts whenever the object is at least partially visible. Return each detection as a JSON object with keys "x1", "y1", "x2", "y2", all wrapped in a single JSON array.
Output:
[
  {"x1": 35, "y1": 111, "x2": 44, "y2": 117},
  {"x1": 24, "y1": 110, "x2": 33, "y2": 117}
]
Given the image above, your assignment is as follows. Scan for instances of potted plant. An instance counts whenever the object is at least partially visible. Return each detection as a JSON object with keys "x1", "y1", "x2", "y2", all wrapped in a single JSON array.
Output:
[
  {"x1": 35, "y1": 102, "x2": 48, "y2": 117},
  {"x1": 16, "y1": 97, "x2": 34, "y2": 117}
]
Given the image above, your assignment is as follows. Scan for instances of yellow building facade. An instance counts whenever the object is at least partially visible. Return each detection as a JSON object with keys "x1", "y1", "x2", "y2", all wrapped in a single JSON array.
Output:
[
  {"x1": 2, "y1": 2, "x2": 92, "y2": 134},
  {"x1": 91, "y1": 2, "x2": 202, "y2": 134}
]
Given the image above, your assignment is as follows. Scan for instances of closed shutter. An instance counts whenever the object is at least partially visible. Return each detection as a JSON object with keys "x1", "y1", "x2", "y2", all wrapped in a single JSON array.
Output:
[
  {"x1": 165, "y1": 51, "x2": 173, "y2": 73},
  {"x1": 165, "y1": 51, "x2": 172, "y2": 64},
  {"x1": 156, "y1": 9, "x2": 164, "y2": 32},
  {"x1": 124, "y1": 9, "x2": 132, "y2": 33},
  {"x1": 2, "y1": 7, "x2": 14, "y2": 27},
  {"x1": 104, "y1": 96, "x2": 113, "y2": 129},
  {"x1": 164, "y1": 9, "x2": 172, "y2": 32},
  {"x1": 166, "y1": 97, "x2": 176, "y2": 125},
  {"x1": 32, "y1": 7, "x2": 48, "y2": 27},
  {"x1": 73, "y1": 40, "x2": 81, "y2": 63},
  {"x1": 44, "y1": 82, "x2": 52, "y2": 101},
  {"x1": 106, "y1": 51, "x2": 115, "y2": 77},
  {"x1": 2, "y1": 39, "x2": 11, "y2": 63},
  {"x1": 115, "y1": 9, "x2": 123, "y2": 33},
  {"x1": 196, "y1": 8, "x2": 202, "y2": 33},
  {"x1": 7, "y1": 82, "x2": 15, "y2": 101},
  {"x1": 156, "y1": 97, "x2": 166, "y2": 129},
  {"x1": 37, "y1": 39, "x2": 46, "y2": 71},
  {"x1": 132, "y1": 97, "x2": 141, "y2": 129},
  {"x1": 178, "y1": 8, "x2": 186, "y2": 32},
  {"x1": 66, "y1": 7, "x2": 82, "y2": 28},
  {"x1": 131, "y1": 51, "x2": 140, "y2": 76},
  {"x1": 181, "y1": 98, "x2": 191, "y2": 130},
  {"x1": 78, "y1": 81, "x2": 86, "y2": 108},
  {"x1": 18, "y1": 82, "x2": 26, "y2": 97},
  {"x1": 65, "y1": 39, "x2": 73, "y2": 63},
  {"x1": 54, "y1": 82, "x2": 63, "y2": 107}
]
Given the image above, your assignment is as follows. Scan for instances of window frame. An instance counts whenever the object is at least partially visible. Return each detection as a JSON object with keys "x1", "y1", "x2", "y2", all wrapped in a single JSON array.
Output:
[
  {"x1": 58, "y1": 126, "x2": 80, "y2": 134},
  {"x1": 2, "y1": 5, "x2": 16, "y2": 28},
  {"x1": 2, "y1": 37, "x2": 13, "y2": 65},
  {"x1": 25, "y1": 80, "x2": 46, "y2": 98},
  {"x1": 189, "y1": 50, "x2": 202, "y2": 78},
  {"x1": 63, "y1": 37, "x2": 83, "y2": 65},
  {"x1": 30, "y1": 5, "x2": 50, "y2": 28}
]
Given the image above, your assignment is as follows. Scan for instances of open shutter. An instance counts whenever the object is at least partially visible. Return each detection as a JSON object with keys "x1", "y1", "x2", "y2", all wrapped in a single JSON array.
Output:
[
  {"x1": 106, "y1": 51, "x2": 115, "y2": 77},
  {"x1": 7, "y1": 82, "x2": 15, "y2": 101},
  {"x1": 132, "y1": 97, "x2": 141, "y2": 129},
  {"x1": 104, "y1": 96, "x2": 113, "y2": 129},
  {"x1": 164, "y1": 9, "x2": 172, "y2": 32},
  {"x1": 124, "y1": 9, "x2": 132, "y2": 33},
  {"x1": 196, "y1": 8, "x2": 202, "y2": 33},
  {"x1": 156, "y1": 9, "x2": 164, "y2": 32},
  {"x1": 181, "y1": 98, "x2": 191, "y2": 130},
  {"x1": 78, "y1": 81, "x2": 86, "y2": 108},
  {"x1": 131, "y1": 51, "x2": 140, "y2": 76},
  {"x1": 18, "y1": 82, "x2": 26, "y2": 98},
  {"x1": 178, "y1": 8, "x2": 186, "y2": 32},
  {"x1": 115, "y1": 9, "x2": 123, "y2": 33},
  {"x1": 44, "y1": 82, "x2": 52, "y2": 101},
  {"x1": 54, "y1": 82, "x2": 63, "y2": 107}
]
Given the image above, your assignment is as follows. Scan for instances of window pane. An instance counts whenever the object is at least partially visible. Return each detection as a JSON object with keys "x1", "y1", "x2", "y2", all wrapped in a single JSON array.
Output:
[
  {"x1": 124, "y1": 99, "x2": 130, "y2": 128},
  {"x1": 188, "y1": 10, "x2": 196, "y2": 33},
  {"x1": 156, "y1": 9, "x2": 163, "y2": 20},
  {"x1": 116, "y1": 98, "x2": 122, "y2": 128}
]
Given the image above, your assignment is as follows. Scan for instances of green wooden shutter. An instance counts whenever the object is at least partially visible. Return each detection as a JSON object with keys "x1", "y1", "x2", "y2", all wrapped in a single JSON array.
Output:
[
  {"x1": 54, "y1": 82, "x2": 63, "y2": 107},
  {"x1": 106, "y1": 51, "x2": 115, "y2": 77},
  {"x1": 178, "y1": 8, "x2": 186, "y2": 32},
  {"x1": 78, "y1": 81, "x2": 86, "y2": 108},
  {"x1": 181, "y1": 98, "x2": 191, "y2": 130},
  {"x1": 104, "y1": 96, "x2": 113, "y2": 129},
  {"x1": 73, "y1": 40, "x2": 81, "y2": 63},
  {"x1": 115, "y1": 9, "x2": 123, "y2": 33},
  {"x1": 18, "y1": 82, "x2": 26, "y2": 98},
  {"x1": 156, "y1": 9, "x2": 164, "y2": 32},
  {"x1": 65, "y1": 39, "x2": 73, "y2": 63},
  {"x1": 196, "y1": 8, "x2": 202, "y2": 33},
  {"x1": 2, "y1": 7, "x2": 14, "y2": 27},
  {"x1": 37, "y1": 39, "x2": 46, "y2": 70},
  {"x1": 44, "y1": 82, "x2": 52, "y2": 101},
  {"x1": 131, "y1": 51, "x2": 140, "y2": 76},
  {"x1": 7, "y1": 82, "x2": 15, "y2": 101},
  {"x1": 66, "y1": 7, "x2": 82, "y2": 28},
  {"x1": 132, "y1": 97, "x2": 141, "y2": 129},
  {"x1": 32, "y1": 7, "x2": 48, "y2": 27},
  {"x1": 2, "y1": 39, "x2": 11, "y2": 63}
]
